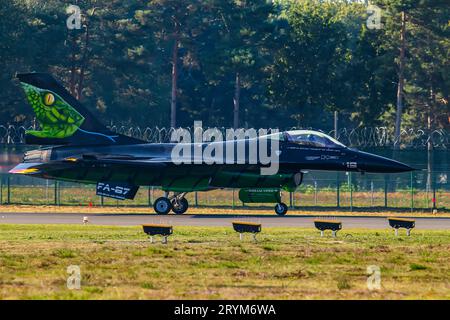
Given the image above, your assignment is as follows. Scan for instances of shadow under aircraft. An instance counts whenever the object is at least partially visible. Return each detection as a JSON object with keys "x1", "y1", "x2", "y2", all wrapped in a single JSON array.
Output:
[{"x1": 10, "y1": 73, "x2": 414, "y2": 215}]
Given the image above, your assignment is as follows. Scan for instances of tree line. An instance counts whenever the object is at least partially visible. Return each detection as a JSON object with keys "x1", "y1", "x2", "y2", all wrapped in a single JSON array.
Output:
[{"x1": 0, "y1": 0, "x2": 448, "y2": 134}]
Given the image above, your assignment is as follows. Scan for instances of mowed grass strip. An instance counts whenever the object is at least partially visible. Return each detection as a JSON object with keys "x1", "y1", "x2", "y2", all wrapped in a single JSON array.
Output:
[{"x1": 0, "y1": 224, "x2": 449, "y2": 299}]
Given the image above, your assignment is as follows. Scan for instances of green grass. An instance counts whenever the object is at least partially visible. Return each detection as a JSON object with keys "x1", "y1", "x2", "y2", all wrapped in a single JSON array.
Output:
[
  {"x1": 409, "y1": 263, "x2": 428, "y2": 271},
  {"x1": 0, "y1": 224, "x2": 449, "y2": 299}
]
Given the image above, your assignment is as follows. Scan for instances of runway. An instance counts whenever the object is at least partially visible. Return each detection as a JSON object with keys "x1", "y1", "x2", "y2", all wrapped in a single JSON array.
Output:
[{"x1": 0, "y1": 212, "x2": 450, "y2": 229}]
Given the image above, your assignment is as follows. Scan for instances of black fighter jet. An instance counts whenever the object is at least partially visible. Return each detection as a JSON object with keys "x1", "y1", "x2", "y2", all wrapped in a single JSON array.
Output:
[{"x1": 10, "y1": 73, "x2": 414, "y2": 215}]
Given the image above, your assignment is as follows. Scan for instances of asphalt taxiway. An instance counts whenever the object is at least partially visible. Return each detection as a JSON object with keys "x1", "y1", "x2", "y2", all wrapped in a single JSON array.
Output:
[{"x1": 0, "y1": 212, "x2": 449, "y2": 229}]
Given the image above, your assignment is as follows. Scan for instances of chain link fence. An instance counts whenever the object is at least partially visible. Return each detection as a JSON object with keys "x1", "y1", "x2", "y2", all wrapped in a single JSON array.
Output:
[{"x1": 0, "y1": 169, "x2": 448, "y2": 211}]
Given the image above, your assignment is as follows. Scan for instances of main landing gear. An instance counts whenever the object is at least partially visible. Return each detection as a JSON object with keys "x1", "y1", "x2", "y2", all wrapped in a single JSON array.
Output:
[
  {"x1": 274, "y1": 203, "x2": 288, "y2": 216},
  {"x1": 153, "y1": 192, "x2": 189, "y2": 215}
]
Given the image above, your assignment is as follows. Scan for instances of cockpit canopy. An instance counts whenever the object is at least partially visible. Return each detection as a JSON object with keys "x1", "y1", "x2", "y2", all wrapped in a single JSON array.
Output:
[{"x1": 265, "y1": 130, "x2": 346, "y2": 148}]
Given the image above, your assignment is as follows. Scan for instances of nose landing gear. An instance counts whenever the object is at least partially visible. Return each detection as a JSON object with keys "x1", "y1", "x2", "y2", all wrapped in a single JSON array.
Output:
[{"x1": 153, "y1": 192, "x2": 189, "y2": 215}]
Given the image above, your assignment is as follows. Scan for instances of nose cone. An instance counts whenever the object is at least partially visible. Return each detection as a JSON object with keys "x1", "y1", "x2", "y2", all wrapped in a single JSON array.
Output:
[{"x1": 355, "y1": 150, "x2": 415, "y2": 173}]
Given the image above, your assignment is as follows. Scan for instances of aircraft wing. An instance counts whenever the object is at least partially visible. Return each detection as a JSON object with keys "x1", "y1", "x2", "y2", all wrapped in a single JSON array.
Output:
[
  {"x1": 65, "y1": 154, "x2": 173, "y2": 166},
  {"x1": 9, "y1": 155, "x2": 170, "y2": 176}
]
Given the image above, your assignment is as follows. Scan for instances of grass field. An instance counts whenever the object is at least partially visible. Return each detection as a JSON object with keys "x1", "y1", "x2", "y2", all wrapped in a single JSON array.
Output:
[{"x1": 0, "y1": 224, "x2": 449, "y2": 299}]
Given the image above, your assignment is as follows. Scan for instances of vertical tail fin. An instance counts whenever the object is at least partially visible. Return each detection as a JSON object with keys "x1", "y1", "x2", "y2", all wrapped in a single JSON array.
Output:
[{"x1": 17, "y1": 72, "x2": 143, "y2": 146}]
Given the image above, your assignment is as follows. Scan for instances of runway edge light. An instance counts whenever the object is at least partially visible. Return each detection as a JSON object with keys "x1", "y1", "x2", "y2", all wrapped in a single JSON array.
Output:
[
  {"x1": 388, "y1": 217, "x2": 415, "y2": 236},
  {"x1": 142, "y1": 224, "x2": 173, "y2": 244},
  {"x1": 232, "y1": 221, "x2": 262, "y2": 241},
  {"x1": 314, "y1": 219, "x2": 342, "y2": 237}
]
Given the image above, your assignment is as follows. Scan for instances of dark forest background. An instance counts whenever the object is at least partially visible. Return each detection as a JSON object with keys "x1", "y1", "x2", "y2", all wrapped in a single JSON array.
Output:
[{"x1": 0, "y1": 0, "x2": 448, "y2": 133}]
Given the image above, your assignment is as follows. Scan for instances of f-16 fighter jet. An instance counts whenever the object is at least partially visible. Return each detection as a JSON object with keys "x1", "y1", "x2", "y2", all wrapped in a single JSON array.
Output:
[{"x1": 10, "y1": 73, "x2": 414, "y2": 215}]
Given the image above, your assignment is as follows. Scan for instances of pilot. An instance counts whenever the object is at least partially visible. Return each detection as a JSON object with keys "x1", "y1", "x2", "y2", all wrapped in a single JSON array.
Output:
[{"x1": 307, "y1": 134, "x2": 321, "y2": 147}]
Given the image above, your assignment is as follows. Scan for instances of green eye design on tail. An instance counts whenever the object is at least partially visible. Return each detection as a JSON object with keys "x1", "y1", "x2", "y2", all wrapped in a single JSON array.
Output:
[{"x1": 21, "y1": 83, "x2": 85, "y2": 139}]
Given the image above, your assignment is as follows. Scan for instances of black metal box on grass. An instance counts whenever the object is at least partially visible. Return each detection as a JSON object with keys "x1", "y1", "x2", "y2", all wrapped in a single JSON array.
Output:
[
  {"x1": 143, "y1": 224, "x2": 173, "y2": 236},
  {"x1": 388, "y1": 218, "x2": 415, "y2": 236},
  {"x1": 232, "y1": 221, "x2": 262, "y2": 241},
  {"x1": 142, "y1": 224, "x2": 173, "y2": 243},
  {"x1": 232, "y1": 221, "x2": 262, "y2": 233},
  {"x1": 314, "y1": 219, "x2": 342, "y2": 237}
]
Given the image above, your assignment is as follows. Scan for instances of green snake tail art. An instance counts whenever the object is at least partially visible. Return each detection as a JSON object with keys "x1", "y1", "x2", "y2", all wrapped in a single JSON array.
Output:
[{"x1": 21, "y1": 83, "x2": 85, "y2": 139}]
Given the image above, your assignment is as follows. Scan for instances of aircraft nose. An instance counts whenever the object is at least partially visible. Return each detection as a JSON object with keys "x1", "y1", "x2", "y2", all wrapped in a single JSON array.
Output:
[{"x1": 355, "y1": 151, "x2": 415, "y2": 173}]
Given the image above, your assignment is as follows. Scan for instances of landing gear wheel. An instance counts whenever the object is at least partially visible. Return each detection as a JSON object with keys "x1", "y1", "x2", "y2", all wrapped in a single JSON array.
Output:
[
  {"x1": 274, "y1": 203, "x2": 288, "y2": 216},
  {"x1": 154, "y1": 197, "x2": 172, "y2": 215},
  {"x1": 171, "y1": 198, "x2": 189, "y2": 215}
]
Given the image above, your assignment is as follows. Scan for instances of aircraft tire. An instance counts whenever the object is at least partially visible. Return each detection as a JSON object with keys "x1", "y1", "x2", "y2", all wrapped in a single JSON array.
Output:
[
  {"x1": 171, "y1": 198, "x2": 189, "y2": 215},
  {"x1": 274, "y1": 203, "x2": 288, "y2": 216},
  {"x1": 154, "y1": 197, "x2": 172, "y2": 215}
]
